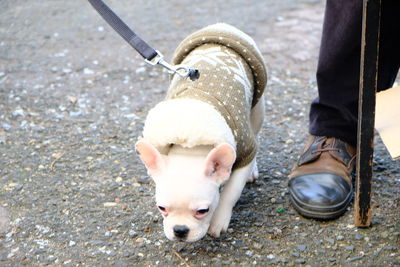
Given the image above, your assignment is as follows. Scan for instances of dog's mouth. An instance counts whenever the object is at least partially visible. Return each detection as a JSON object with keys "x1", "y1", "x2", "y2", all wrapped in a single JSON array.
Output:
[
  {"x1": 171, "y1": 233, "x2": 206, "y2": 243},
  {"x1": 174, "y1": 236, "x2": 187, "y2": 242}
]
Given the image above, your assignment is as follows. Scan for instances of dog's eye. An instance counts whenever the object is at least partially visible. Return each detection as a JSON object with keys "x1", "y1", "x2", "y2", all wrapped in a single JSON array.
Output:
[
  {"x1": 196, "y1": 208, "x2": 209, "y2": 215},
  {"x1": 157, "y1": 205, "x2": 168, "y2": 216},
  {"x1": 158, "y1": 206, "x2": 166, "y2": 212}
]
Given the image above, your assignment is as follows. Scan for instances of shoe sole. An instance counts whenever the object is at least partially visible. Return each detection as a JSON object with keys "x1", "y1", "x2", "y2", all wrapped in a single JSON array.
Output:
[{"x1": 289, "y1": 187, "x2": 354, "y2": 220}]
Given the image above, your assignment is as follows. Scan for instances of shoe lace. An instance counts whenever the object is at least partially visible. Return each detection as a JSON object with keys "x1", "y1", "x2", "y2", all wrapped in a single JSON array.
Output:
[
  {"x1": 311, "y1": 137, "x2": 341, "y2": 154},
  {"x1": 311, "y1": 148, "x2": 340, "y2": 153}
]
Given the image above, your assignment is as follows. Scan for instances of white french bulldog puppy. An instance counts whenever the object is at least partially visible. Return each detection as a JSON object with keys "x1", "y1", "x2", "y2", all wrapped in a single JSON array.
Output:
[{"x1": 135, "y1": 23, "x2": 267, "y2": 242}]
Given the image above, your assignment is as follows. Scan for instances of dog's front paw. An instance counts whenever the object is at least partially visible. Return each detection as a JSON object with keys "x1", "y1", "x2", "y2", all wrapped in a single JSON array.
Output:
[{"x1": 207, "y1": 208, "x2": 232, "y2": 238}]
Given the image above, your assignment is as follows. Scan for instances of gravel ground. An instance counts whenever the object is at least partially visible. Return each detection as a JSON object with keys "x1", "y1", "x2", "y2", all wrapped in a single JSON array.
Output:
[{"x1": 1, "y1": 0, "x2": 399, "y2": 266}]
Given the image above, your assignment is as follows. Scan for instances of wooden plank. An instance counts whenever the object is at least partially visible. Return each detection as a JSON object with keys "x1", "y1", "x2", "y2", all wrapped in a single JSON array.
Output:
[{"x1": 354, "y1": 0, "x2": 381, "y2": 227}]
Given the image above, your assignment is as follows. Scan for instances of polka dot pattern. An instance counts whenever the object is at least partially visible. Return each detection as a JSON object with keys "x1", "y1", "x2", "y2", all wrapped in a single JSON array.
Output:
[{"x1": 164, "y1": 23, "x2": 267, "y2": 169}]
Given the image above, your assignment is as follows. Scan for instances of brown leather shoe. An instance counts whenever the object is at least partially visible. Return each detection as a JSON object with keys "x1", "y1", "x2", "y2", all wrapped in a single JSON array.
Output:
[{"x1": 288, "y1": 135, "x2": 356, "y2": 219}]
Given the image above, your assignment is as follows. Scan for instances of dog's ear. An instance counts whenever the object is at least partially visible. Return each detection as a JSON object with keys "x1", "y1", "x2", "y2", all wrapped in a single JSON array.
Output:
[
  {"x1": 135, "y1": 140, "x2": 165, "y2": 177},
  {"x1": 204, "y1": 143, "x2": 236, "y2": 184}
]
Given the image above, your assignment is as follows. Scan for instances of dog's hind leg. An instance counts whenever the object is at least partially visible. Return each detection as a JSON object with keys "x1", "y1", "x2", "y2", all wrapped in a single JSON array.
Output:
[
  {"x1": 250, "y1": 96, "x2": 265, "y2": 135},
  {"x1": 247, "y1": 161, "x2": 259, "y2": 183},
  {"x1": 247, "y1": 96, "x2": 264, "y2": 182}
]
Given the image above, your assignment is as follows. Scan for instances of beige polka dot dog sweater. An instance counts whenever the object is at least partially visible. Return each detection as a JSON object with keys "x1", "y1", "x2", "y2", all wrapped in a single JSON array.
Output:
[{"x1": 142, "y1": 23, "x2": 267, "y2": 169}]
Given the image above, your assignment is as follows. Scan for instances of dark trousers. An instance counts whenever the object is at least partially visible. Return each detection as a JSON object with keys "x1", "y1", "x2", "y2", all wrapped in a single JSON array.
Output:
[{"x1": 309, "y1": 0, "x2": 400, "y2": 147}]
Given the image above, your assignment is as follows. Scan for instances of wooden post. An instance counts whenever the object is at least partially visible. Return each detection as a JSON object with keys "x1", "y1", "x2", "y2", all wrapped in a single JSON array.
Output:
[{"x1": 354, "y1": 0, "x2": 381, "y2": 227}]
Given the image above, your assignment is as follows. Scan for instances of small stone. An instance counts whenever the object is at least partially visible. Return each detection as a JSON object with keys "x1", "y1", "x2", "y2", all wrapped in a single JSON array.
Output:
[
  {"x1": 148, "y1": 71, "x2": 159, "y2": 77},
  {"x1": 231, "y1": 239, "x2": 245, "y2": 248},
  {"x1": 347, "y1": 256, "x2": 363, "y2": 262},
  {"x1": 295, "y1": 259, "x2": 306, "y2": 264},
  {"x1": 336, "y1": 235, "x2": 344, "y2": 241},
  {"x1": 325, "y1": 238, "x2": 335, "y2": 244},
  {"x1": 2, "y1": 123, "x2": 11, "y2": 131},
  {"x1": 354, "y1": 233, "x2": 363, "y2": 240},
  {"x1": 103, "y1": 202, "x2": 118, "y2": 207},
  {"x1": 46, "y1": 255, "x2": 56, "y2": 263},
  {"x1": 135, "y1": 237, "x2": 145, "y2": 243},
  {"x1": 19, "y1": 120, "x2": 27, "y2": 128},
  {"x1": 8, "y1": 248, "x2": 18, "y2": 259},
  {"x1": 296, "y1": 244, "x2": 307, "y2": 252},
  {"x1": 253, "y1": 242, "x2": 263, "y2": 249},
  {"x1": 128, "y1": 230, "x2": 137, "y2": 237},
  {"x1": 35, "y1": 225, "x2": 50, "y2": 234},
  {"x1": 299, "y1": 232, "x2": 308, "y2": 238},
  {"x1": 89, "y1": 240, "x2": 104, "y2": 246},
  {"x1": 345, "y1": 246, "x2": 354, "y2": 251},
  {"x1": 266, "y1": 254, "x2": 275, "y2": 259},
  {"x1": 135, "y1": 67, "x2": 146, "y2": 74},
  {"x1": 69, "y1": 240, "x2": 76, "y2": 247},
  {"x1": 270, "y1": 198, "x2": 276, "y2": 203},
  {"x1": 69, "y1": 96, "x2": 78, "y2": 104},
  {"x1": 123, "y1": 251, "x2": 135, "y2": 258},
  {"x1": 245, "y1": 250, "x2": 253, "y2": 256},
  {"x1": 12, "y1": 108, "x2": 24, "y2": 117},
  {"x1": 6, "y1": 232, "x2": 13, "y2": 240},
  {"x1": 124, "y1": 113, "x2": 138, "y2": 120},
  {"x1": 83, "y1": 68, "x2": 94, "y2": 75},
  {"x1": 69, "y1": 110, "x2": 83, "y2": 117},
  {"x1": 62, "y1": 68, "x2": 72, "y2": 74},
  {"x1": 33, "y1": 248, "x2": 47, "y2": 255},
  {"x1": 328, "y1": 258, "x2": 336, "y2": 262},
  {"x1": 381, "y1": 232, "x2": 389, "y2": 239}
]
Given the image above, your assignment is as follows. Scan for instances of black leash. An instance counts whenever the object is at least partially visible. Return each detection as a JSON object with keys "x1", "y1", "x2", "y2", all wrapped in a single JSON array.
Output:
[{"x1": 87, "y1": 0, "x2": 199, "y2": 81}]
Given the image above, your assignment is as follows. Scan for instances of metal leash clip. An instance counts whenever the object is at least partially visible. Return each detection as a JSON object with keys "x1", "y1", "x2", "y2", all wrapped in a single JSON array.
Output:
[{"x1": 145, "y1": 51, "x2": 200, "y2": 81}]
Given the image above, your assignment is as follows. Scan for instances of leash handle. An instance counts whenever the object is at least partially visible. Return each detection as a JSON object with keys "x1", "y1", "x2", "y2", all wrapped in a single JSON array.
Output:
[{"x1": 87, "y1": 0, "x2": 200, "y2": 80}]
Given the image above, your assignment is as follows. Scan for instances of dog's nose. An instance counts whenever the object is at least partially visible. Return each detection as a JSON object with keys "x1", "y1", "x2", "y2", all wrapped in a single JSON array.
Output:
[{"x1": 173, "y1": 225, "x2": 189, "y2": 239}]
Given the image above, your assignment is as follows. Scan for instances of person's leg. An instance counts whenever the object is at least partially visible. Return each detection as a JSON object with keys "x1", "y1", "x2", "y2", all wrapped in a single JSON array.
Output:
[
  {"x1": 309, "y1": 0, "x2": 362, "y2": 147},
  {"x1": 310, "y1": 0, "x2": 400, "y2": 147},
  {"x1": 289, "y1": 0, "x2": 399, "y2": 220}
]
